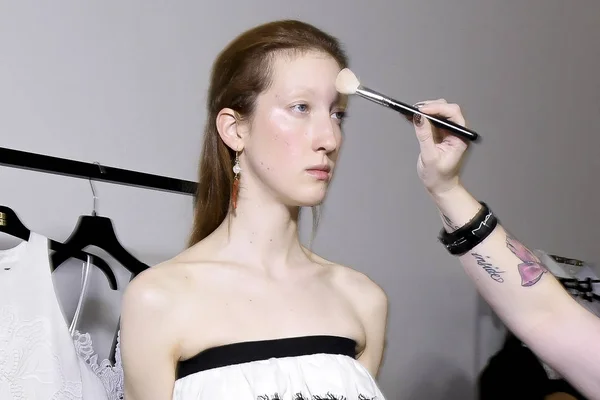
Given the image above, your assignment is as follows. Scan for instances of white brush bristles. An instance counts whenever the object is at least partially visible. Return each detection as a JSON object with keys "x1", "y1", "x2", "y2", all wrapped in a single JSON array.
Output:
[{"x1": 335, "y1": 68, "x2": 360, "y2": 95}]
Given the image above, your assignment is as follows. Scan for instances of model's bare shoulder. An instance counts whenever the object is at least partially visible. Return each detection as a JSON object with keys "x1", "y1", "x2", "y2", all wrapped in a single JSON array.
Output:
[
  {"x1": 120, "y1": 260, "x2": 194, "y2": 399},
  {"x1": 307, "y1": 252, "x2": 388, "y2": 376},
  {"x1": 335, "y1": 264, "x2": 387, "y2": 310},
  {"x1": 306, "y1": 249, "x2": 387, "y2": 307},
  {"x1": 123, "y1": 261, "x2": 192, "y2": 312}
]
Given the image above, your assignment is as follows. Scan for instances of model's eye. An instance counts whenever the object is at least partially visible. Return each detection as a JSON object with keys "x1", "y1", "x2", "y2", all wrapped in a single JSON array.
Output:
[
  {"x1": 332, "y1": 111, "x2": 346, "y2": 121},
  {"x1": 292, "y1": 104, "x2": 309, "y2": 113}
]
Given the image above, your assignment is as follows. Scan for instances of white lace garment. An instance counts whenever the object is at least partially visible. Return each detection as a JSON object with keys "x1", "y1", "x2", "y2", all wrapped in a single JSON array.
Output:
[{"x1": 73, "y1": 329, "x2": 124, "y2": 400}]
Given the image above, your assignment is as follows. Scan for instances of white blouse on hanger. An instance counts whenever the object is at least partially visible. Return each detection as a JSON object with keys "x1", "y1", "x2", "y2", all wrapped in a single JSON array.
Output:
[{"x1": 0, "y1": 232, "x2": 108, "y2": 399}]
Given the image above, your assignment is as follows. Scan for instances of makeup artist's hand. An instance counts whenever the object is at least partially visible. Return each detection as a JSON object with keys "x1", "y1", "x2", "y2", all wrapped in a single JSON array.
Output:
[{"x1": 411, "y1": 99, "x2": 470, "y2": 195}]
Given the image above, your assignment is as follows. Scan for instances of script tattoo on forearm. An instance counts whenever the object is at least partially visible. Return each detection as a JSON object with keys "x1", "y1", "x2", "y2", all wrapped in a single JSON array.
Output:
[
  {"x1": 471, "y1": 253, "x2": 505, "y2": 283},
  {"x1": 441, "y1": 214, "x2": 459, "y2": 232},
  {"x1": 506, "y1": 234, "x2": 547, "y2": 287}
]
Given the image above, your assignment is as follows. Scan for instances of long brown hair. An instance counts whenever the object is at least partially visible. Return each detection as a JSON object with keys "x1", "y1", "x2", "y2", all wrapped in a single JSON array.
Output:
[{"x1": 188, "y1": 19, "x2": 349, "y2": 247}]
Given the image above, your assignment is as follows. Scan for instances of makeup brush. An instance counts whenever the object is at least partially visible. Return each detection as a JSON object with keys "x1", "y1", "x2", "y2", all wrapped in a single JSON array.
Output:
[{"x1": 335, "y1": 68, "x2": 480, "y2": 142}]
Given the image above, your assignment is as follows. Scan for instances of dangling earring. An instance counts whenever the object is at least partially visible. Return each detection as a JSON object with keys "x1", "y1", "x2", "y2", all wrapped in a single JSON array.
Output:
[{"x1": 232, "y1": 151, "x2": 241, "y2": 209}]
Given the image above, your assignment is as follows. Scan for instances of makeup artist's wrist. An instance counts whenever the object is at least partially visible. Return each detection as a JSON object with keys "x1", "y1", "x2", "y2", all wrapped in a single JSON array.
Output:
[{"x1": 428, "y1": 184, "x2": 483, "y2": 231}]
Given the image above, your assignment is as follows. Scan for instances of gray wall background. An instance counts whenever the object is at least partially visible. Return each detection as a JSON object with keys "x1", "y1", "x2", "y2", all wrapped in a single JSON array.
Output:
[{"x1": 1, "y1": 1, "x2": 599, "y2": 398}]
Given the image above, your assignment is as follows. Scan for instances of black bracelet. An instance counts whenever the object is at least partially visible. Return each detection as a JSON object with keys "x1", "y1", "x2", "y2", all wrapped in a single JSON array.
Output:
[{"x1": 438, "y1": 202, "x2": 498, "y2": 256}]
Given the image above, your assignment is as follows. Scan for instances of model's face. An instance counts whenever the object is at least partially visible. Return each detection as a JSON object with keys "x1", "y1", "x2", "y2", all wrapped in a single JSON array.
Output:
[{"x1": 241, "y1": 51, "x2": 346, "y2": 206}]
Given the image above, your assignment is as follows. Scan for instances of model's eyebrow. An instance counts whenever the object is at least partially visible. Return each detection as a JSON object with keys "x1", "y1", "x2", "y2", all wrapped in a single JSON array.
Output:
[
  {"x1": 284, "y1": 86, "x2": 346, "y2": 108},
  {"x1": 333, "y1": 93, "x2": 348, "y2": 109},
  {"x1": 286, "y1": 86, "x2": 316, "y2": 96}
]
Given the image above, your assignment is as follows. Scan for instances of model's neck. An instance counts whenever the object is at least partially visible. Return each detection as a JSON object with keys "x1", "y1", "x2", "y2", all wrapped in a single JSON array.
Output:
[{"x1": 212, "y1": 196, "x2": 305, "y2": 267}]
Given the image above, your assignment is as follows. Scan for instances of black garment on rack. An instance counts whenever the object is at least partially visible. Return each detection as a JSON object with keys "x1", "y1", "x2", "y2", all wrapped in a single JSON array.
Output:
[{"x1": 478, "y1": 333, "x2": 586, "y2": 399}]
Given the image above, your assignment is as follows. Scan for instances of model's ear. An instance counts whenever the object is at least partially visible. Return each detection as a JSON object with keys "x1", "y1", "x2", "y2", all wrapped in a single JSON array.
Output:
[{"x1": 216, "y1": 108, "x2": 248, "y2": 151}]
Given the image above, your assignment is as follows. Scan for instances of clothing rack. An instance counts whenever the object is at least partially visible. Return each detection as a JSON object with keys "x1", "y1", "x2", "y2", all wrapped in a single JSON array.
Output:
[
  {"x1": 548, "y1": 253, "x2": 600, "y2": 302},
  {"x1": 1, "y1": 146, "x2": 198, "y2": 365},
  {"x1": 0, "y1": 146, "x2": 197, "y2": 195},
  {"x1": 549, "y1": 254, "x2": 586, "y2": 267}
]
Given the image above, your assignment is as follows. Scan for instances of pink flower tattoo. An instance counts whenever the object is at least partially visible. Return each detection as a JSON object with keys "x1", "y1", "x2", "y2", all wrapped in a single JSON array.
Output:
[{"x1": 506, "y1": 235, "x2": 547, "y2": 287}]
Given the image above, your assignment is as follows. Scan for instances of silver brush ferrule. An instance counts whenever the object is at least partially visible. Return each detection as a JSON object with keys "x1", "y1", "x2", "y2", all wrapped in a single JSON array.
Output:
[{"x1": 355, "y1": 86, "x2": 393, "y2": 108}]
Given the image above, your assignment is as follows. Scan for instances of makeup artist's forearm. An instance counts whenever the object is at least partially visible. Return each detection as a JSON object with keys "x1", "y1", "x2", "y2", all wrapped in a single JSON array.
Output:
[
  {"x1": 429, "y1": 185, "x2": 573, "y2": 333},
  {"x1": 431, "y1": 184, "x2": 482, "y2": 230}
]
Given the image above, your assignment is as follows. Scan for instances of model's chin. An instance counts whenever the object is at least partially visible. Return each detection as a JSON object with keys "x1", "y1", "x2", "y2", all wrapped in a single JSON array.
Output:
[{"x1": 292, "y1": 185, "x2": 329, "y2": 207}]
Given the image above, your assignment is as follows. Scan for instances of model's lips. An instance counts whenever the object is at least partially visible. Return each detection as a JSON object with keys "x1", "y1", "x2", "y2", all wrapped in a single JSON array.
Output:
[{"x1": 306, "y1": 164, "x2": 332, "y2": 180}]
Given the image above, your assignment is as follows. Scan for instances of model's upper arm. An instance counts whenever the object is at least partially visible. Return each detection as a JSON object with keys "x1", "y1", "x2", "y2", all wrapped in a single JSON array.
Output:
[
  {"x1": 120, "y1": 269, "x2": 181, "y2": 400},
  {"x1": 355, "y1": 278, "x2": 388, "y2": 377},
  {"x1": 526, "y1": 303, "x2": 600, "y2": 398}
]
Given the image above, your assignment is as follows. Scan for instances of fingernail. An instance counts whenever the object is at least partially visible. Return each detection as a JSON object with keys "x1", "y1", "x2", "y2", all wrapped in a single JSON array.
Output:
[
  {"x1": 413, "y1": 102, "x2": 426, "y2": 109},
  {"x1": 413, "y1": 113, "x2": 423, "y2": 127}
]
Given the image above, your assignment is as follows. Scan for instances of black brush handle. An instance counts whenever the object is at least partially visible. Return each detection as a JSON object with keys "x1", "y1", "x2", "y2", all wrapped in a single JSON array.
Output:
[
  {"x1": 399, "y1": 102, "x2": 479, "y2": 142},
  {"x1": 359, "y1": 87, "x2": 480, "y2": 142}
]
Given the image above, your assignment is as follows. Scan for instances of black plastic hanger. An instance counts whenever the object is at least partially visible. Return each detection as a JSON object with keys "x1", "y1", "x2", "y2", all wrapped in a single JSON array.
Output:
[
  {"x1": 53, "y1": 174, "x2": 150, "y2": 365},
  {"x1": 50, "y1": 177, "x2": 149, "y2": 276},
  {"x1": 51, "y1": 214, "x2": 149, "y2": 275},
  {"x1": 0, "y1": 204, "x2": 118, "y2": 290}
]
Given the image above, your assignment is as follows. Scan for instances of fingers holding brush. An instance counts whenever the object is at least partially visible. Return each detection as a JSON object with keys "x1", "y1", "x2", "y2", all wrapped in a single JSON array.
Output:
[
  {"x1": 413, "y1": 100, "x2": 469, "y2": 149},
  {"x1": 410, "y1": 102, "x2": 439, "y2": 163},
  {"x1": 410, "y1": 99, "x2": 471, "y2": 194},
  {"x1": 403, "y1": 99, "x2": 444, "y2": 121},
  {"x1": 410, "y1": 99, "x2": 454, "y2": 161},
  {"x1": 417, "y1": 99, "x2": 466, "y2": 128}
]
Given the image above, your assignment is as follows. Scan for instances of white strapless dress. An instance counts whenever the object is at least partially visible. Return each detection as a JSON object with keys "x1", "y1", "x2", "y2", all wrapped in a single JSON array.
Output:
[{"x1": 172, "y1": 335, "x2": 386, "y2": 400}]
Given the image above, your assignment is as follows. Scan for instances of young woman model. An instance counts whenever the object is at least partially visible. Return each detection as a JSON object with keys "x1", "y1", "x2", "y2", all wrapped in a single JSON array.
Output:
[
  {"x1": 121, "y1": 16, "x2": 600, "y2": 400},
  {"x1": 120, "y1": 20, "x2": 389, "y2": 400}
]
